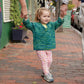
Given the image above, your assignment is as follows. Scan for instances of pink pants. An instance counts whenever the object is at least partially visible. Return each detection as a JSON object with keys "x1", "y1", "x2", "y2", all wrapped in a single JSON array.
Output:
[{"x1": 36, "y1": 50, "x2": 52, "y2": 75}]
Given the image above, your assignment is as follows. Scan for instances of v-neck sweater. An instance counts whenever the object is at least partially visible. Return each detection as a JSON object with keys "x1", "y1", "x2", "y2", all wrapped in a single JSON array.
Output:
[{"x1": 23, "y1": 17, "x2": 64, "y2": 50}]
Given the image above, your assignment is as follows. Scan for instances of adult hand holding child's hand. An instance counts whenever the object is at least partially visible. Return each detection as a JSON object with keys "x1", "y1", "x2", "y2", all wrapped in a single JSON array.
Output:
[
  {"x1": 21, "y1": 7, "x2": 28, "y2": 18},
  {"x1": 19, "y1": 0, "x2": 28, "y2": 18},
  {"x1": 60, "y1": 4, "x2": 68, "y2": 19}
]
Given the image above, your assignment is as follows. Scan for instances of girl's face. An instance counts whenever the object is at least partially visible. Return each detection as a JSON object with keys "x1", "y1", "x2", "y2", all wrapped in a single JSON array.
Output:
[{"x1": 39, "y1": 10, "x2": 50, "y2": 24}]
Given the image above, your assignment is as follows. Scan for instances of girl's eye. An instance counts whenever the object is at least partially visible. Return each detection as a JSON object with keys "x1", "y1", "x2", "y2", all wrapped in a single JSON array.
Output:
[
  {"x1": 43, "y1": 16, "x2": 46, "y2": 17},
  {"x1": 43, "y1": 16, "x2": 50, "y2": 17}
]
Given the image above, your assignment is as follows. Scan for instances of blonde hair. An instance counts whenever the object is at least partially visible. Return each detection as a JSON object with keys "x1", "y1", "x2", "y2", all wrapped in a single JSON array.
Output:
[{"x1": 35, "y1": 7, "x2": 50, "y2": 22}]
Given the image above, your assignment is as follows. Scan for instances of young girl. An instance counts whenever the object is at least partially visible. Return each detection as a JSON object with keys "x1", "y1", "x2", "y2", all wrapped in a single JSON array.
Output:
[{"x1": 23, "y1": 5, "x2": 67, "y2": 83}]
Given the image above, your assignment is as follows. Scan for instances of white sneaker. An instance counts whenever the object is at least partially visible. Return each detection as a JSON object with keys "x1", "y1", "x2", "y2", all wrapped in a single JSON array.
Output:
[
  {"x1": 42, "y1": 73, "x2": 54, "y2": 83},
  {"x1": 41, "y1": 69, "x2": 52, "y2": 77}
]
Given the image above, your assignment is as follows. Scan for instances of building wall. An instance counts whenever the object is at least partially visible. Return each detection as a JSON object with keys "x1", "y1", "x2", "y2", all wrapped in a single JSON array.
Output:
[
  {"x1": 0, "y1": 0, "x2": 12, "y2": 49},
  {"x1": 0, "y1": 0, "x2": 29, "y2": 49},
  {"x1": 0, "y1": 1, "x2": 2, "y2": 47}
]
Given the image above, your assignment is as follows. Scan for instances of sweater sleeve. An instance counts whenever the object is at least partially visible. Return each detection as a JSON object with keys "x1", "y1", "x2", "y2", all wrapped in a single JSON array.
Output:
[
  {"x1": 53, "y1": 17, "x2": 64, "y2": 30},
  {"x1": 23, "y1": 19, "x2": 34, "y2": 32}
]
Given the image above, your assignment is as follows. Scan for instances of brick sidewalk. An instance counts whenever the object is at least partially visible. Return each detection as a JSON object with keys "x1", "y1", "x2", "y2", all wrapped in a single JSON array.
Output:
[{"x1": 0, "y1": 28, "x2": 84, "y2": 84}]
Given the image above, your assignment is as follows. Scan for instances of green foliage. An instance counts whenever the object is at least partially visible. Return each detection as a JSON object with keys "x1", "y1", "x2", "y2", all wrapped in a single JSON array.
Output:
[
  {"x1": 68, "y1": 1, "x2": 72, "y2": 4},
  {"x1": 67, "y1": 1, "x2": 75, "y2": 10},
  {"x1": 51, "y1": 0, "x2": 57, "y2": 7},
  {"x1": 10, "y1": 0, "x2": 26, "y2": 30},
  {"x1": 68, "y1": 4, "x2": 75, "y2": 10}
]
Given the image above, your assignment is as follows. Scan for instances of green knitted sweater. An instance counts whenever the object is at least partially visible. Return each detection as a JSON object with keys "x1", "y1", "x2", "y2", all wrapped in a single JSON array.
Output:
[{"x1": 23, "y1": 17, "x2": 64, "y2": 50}]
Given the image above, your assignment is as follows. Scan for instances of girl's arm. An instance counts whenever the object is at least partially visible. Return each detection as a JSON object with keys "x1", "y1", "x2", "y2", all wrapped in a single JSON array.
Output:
[
  {"x1": 53, "y1": 4, "x2": 68, "y2": 30},
  {"x1": 53, "y1": 17, "x2": 64, "y2": 30},
  {"x1": 23, "y1": 18, "x2": 34, "y2": 32},
  {"x1": 23, "y1": 13, "x2": 34, "y2": 31}
]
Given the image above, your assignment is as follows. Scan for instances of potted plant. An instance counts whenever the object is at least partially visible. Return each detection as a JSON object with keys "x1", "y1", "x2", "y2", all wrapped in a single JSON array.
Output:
[{"x1": 10, "y1": 0, "x2": 28, "y2": 43}]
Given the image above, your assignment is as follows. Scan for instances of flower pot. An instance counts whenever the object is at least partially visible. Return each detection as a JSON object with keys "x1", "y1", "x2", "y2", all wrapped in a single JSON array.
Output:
[{"x1": 12, "y1": 29, "x2": 27, "y2": 43}]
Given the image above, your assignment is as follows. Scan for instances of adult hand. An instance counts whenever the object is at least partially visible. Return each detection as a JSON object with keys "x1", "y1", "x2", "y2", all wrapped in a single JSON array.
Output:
[
  {"x1": 60, "y1": 4, "x2": 68, "y2": 19},
  {"x1": 21, "y1": 7, "x2": 28, "y2": 18}
]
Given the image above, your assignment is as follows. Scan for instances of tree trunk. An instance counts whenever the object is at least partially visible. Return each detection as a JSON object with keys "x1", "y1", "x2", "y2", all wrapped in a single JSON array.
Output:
[{"x1": 56, "y1": 0, "x2": 59, "y2": 20}]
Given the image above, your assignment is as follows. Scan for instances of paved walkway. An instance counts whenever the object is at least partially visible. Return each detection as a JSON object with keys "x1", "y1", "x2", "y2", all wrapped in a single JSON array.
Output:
[{"x1": 0, "y1": 28, "x2": 84, "y2": 84}]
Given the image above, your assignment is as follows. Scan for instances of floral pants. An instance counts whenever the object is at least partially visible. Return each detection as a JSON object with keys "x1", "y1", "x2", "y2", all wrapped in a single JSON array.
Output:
[{"x1": 36, "y1": 50, "x2": 53, "y2": 75}]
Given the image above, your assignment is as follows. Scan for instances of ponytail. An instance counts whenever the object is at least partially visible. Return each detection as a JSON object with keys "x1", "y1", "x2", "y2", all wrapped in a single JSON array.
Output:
[{"x1": 35, "y1": 8, "x2": 41, "y2": 22}]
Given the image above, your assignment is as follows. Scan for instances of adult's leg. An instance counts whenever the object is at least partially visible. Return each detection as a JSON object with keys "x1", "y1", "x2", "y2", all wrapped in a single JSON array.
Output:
[
  {"x1": 82, "y1": 28, "x2": 84, "y2": 63},
  {"x1": 80, "y1": 3, "x2": 84, "y2": 64}
]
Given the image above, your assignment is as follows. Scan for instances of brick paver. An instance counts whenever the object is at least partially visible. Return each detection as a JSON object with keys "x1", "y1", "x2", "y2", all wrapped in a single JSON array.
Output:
[{"x1": 0, "y1": 28, "x2": 84, "y2": 84}]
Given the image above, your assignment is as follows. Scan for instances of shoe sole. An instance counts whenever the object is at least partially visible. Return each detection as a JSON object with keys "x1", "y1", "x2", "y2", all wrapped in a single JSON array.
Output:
[{"x1": 41, "y1": 76, "x2": 54, "y2": 83}]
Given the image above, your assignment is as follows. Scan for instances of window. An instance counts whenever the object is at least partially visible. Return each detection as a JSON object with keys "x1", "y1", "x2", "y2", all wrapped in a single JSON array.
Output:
[{"x1": 3, "y1": 0, "x2": 11, "y2": 22}]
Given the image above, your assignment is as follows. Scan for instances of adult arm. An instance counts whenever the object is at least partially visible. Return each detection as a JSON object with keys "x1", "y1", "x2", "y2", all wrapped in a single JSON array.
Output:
[
  {"x1": 60, "y1": 4, "x2": 68, "y2": 19},
  {"x1": 19, "y1": 0, "x2": 28, "y2": 18}
]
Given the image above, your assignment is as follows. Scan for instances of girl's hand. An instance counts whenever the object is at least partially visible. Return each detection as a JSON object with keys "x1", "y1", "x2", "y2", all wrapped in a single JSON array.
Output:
[
  {"x1": 60, "y1": 4, "x2": 68, "y2": 19},
  {"x1": 24, "y1": 15, "x2": 28, "y2": 21}
]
